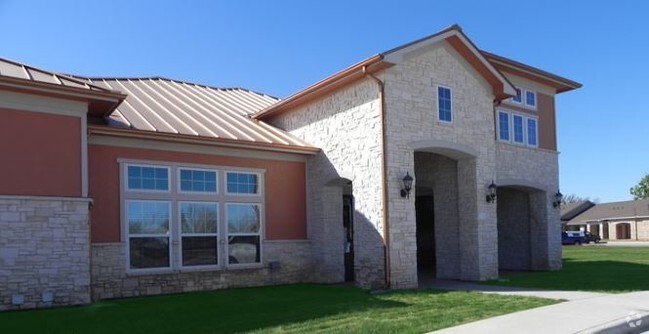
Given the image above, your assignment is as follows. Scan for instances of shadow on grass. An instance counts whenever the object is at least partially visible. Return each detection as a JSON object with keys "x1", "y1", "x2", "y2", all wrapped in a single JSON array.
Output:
[
  {"x1": 0, "y1": 284, "x2": 413, "y2": 334},
  {"x1": 486, "y1": 258, "x2": 649, "y2": 292}
]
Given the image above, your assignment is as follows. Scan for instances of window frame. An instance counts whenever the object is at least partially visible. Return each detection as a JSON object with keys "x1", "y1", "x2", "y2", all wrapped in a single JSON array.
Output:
[
  {"x1": 178, "y1": 201, "x2": 220, "y2": 270},
  {"x1": 510, "y1": 88, "x2": 523, "y2": 104},
  {"x1": 124, "y1": 199, "x2": 172, "y2": 273},
  {"x1": 496, "y1": 109, "x2": 539, "y2": 148},
  {"x1": 119, "y1": 159, "x2": 266, "y2": 275},
  {"x1": 177, "y1": 167, "x2": 218, "y2": 195},
  {"x1": 436, "y1": 85, "x2": 453, "y2": 123},
  {"x1": 512, "y1": 114, "x2": 525, "y2": 145},
  {"x1": 524, "y1": 89, "x2": 537, "y2": 109},
  {"x1": 224, "y1": 171, "x2": 263, "y2": 197},
  {"x1": 125, "y1": 163, "x2": 171, "y2": 193},
  {"x1": 225, "y1": 202, "x2": 263, "y2": 267}
]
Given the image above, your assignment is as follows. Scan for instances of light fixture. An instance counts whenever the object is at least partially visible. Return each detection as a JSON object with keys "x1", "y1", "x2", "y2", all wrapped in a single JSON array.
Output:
[
  {"x1": 553, "y1": 190, "x2": 563, "y2": 208},
  {"x1": 486, "y1": 181, "x2": 497, "y2": 203},
  {"x1": 400, "y1": 172, "x2": 414, "y2": 198}
]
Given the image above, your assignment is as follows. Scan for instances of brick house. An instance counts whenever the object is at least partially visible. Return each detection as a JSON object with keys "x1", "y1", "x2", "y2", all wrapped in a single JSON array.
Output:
[
  {"x1": 566, "y1": 199, "x2": 649, "y2": 240},
  {"x1": 0, "y1": 25, "x2": 580, "y2": 310}
]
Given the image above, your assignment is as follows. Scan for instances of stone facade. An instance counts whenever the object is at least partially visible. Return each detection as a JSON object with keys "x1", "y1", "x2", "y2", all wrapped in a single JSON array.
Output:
[
  {"x1": 91, "y1": 240, "x2": 312, "y2": 300},
  {"x1": 0, "y1": 197, "x2": 90, "y2": 311},
  {"x1": 269, "y1": 79, "x2": 386, "y2": 288}
]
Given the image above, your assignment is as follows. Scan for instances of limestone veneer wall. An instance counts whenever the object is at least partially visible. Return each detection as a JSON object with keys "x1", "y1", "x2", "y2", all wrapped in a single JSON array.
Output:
[
  {"x1": 91, "y1": 240, "x2": 312, "y2": 300},
  {"x1": 268, "y1": 79, "x2": 385, "y2": 288},
  {"x1": 0, "y1": 197, "x2": 90, "y2": 311}
]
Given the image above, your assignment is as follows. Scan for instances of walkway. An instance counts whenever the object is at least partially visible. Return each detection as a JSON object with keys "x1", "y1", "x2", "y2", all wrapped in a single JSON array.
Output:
[{"x1": 424, "y1": 280, "x2": 649, "y2": 333}]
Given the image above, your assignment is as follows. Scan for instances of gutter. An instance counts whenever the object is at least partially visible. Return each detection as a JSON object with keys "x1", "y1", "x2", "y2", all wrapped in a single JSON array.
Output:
[{"x1": 363, "y1": 65, "x2": 391, "y2": 289}]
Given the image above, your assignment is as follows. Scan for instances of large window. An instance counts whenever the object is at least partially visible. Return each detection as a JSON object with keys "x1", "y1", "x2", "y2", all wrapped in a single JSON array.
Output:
[
  {"x1": 506, "y1": 87, "x2": 537, "y2": 110},
  {"x1": 122, "y1": 163, "x2": 264, "y2": 272},
  {"x1": 497, "y1": 110, "x2": 538, "y2": 147},
  {"x1": 437, "y1": 86, "x2": 452, "y2": 123}
]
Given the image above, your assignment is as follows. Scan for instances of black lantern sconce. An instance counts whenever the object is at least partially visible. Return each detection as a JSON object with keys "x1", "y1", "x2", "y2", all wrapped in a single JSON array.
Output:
[
  {"x1": 486, "y1": 181, "x2": 497, "y2": 203},
  {"x1": 400, "y1": 172, "x2": 414, "y2": 198},
  {"x1": 553, "y1": 190, "x2": 563, "y2": 208}
]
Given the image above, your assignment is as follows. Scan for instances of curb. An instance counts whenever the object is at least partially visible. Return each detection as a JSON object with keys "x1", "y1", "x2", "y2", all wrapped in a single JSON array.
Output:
[{"x1": 580, "y1": 312, "x2": 649, "y2": 334}]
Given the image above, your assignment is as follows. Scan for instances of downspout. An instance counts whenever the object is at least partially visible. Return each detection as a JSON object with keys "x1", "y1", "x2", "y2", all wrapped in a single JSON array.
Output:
[{"x1": 363, "y1": 65, "x2": 391, "y2": 288}]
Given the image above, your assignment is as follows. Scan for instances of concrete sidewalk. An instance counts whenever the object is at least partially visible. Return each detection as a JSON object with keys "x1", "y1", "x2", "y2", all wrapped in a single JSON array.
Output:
[
  {"x1": 422, "y1": 280, "x2": 649, "y2": 333},
  {"x1": 431, "y1": 291, "x2": 649, "y2": 334}
]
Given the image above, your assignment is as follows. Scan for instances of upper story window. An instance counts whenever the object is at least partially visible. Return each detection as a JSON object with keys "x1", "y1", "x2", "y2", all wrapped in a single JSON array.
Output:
[
  {"x1": 497, "y1": 109, "x2": 538, "y2": 148},
  {"x1": 127, "y1": 165, "x2": 169, "y2": 191},
  {"x1": 179, "y1": 168, "x2": 217, "y2": 193},
  {"x1": 506, "y1": 87, "x2": 537, "y2": 110},
  {"x1": 437, "y1": 86, "x2": 452, "y2": 123},
  {"x1": 226, "y1": 172, "x2": 260, "y2": 195}
]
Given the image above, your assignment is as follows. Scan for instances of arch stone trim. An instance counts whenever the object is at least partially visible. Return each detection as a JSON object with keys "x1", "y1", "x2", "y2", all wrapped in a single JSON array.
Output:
[
  {"x1": 410, "y1": 139, "x2": 478, "y2": 160},
  {"x1": 496, "y1": 178, "x2": 549, "y2": 193}
]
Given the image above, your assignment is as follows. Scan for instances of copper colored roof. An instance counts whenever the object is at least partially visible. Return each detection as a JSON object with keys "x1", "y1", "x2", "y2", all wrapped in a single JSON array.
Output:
[{"x1": 84, "y1": 77, "x2": 316, "y2": 153}]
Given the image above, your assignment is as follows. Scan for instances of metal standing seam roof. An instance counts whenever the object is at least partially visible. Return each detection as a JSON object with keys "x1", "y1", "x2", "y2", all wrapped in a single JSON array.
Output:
[
  {"x1": 567, "y1": 199, "x2": 649, "y2": 225},
  {"x1": 0, "y1": 57, "x2": 116, "y2": 93},
  {"x1": 81, "y1": 77, "x2": 316, "y2": 151}
]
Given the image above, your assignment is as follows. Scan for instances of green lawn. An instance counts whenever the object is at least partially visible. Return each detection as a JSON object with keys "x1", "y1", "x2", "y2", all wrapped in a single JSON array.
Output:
[
  {"x1": 487, "y1": 246, "x2": 649, "y2": 292},
  {"x1": 0, "y1": 284, "x2": 554, "y2": 334}
]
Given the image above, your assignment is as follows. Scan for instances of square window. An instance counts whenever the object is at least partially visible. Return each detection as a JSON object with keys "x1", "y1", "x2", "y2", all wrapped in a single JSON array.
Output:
[
  {"x1": 127, "y1": 165, "x2": 168, "y2": 191},
  {"x1": 179, "y1": 168, "x2": 217, "y2": 193},
  {"x1": 226, "y1": 172, "x2": 260, "y2": 195},
  {"x1": 437, "y1": 86, "x2": 452, "y2": 123}
]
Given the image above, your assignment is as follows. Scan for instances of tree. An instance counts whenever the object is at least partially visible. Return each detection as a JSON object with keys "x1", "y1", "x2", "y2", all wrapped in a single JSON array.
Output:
[{"x1": 630, "y1": 173, "x2": 649, "y2": 199}]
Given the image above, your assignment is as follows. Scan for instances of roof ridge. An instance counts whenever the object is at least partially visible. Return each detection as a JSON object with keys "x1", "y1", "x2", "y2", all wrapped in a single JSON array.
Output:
[{"x1": 70, "y1": 75, "x2": 280, "y2": 101}]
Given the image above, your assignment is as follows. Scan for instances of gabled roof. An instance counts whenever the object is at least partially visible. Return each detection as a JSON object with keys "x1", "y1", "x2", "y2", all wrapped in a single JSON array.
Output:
[
  {"x1": 252, "y1": 25, "x2": 535, "y2": 120},
  {"x1": 0, "y1": 57, "x2": 125, "y2": 116},
  {"x1": 567, "y1": 199, "x2": 649, "y2": 225},
  {"x1": 84, "y1": 77, "x2": 317, "y2": 154},
  {"x1": 560, "y1": 200, "x2": 595, "y2": 222},
  {"x1": 481, "y1": 51, "x2": 582, "y2": 93}
]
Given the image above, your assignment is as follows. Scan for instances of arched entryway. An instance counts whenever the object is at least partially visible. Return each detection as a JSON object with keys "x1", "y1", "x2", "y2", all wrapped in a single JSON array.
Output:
[{"x1": 496, "y1": 182, "x2": 548, "y2": 271}]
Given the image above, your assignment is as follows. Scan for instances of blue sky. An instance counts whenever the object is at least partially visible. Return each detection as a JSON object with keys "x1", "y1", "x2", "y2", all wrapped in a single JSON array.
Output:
[{"x1": 1, "y1": 0, "x2": 647, "y2": 202}]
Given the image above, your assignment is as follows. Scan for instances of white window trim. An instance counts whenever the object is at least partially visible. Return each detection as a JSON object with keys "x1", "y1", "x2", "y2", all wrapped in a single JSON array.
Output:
[
  {"x1": 496, "y1": 109, "x2": 539, "y2": 148},
  {"x1": 125, "y1": 163, "x2": 171, "y2": 193},
  {"x1": 125, "y1": 199, "x2": 173, "y2": 273},
  {"x1": 225, "y1": 202, "x2": 264, "y2": 268},
  {"x1": 224, "y1": 171, "x2": 264, "y2": 197},
  {"x1": 436, "y1": 84, "x2": 453, "y2": 124},
  {"x1": 524, "y1": 89, "x2": 538, "y2": 110},
  {"x1": 509, "y1": 88, "x2": 523, "y2": 105},
  {"x1": 120, "y1": 160, "x2": 266, "y2": 275},
  {"x1": 178, "y1": 201, "x2": 220, "y2": 270},
  {"x1": 177, "y1": 167, "x2": 218, "y2": 195},
  {"x1": 511, "y1": 114, "x2": 525, "y2": 145}
]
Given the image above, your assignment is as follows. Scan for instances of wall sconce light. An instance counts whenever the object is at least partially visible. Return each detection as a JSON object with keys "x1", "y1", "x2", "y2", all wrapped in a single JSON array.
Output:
[
  {"x1": 400, "y1": 172, "x2": 414, "y2": 198},
  {"x1": 486, "y1": 181, "x2": 497, "y2": 203},
  {"x1": 553, "y1": 190, "x2": 563, "y2": 208}
]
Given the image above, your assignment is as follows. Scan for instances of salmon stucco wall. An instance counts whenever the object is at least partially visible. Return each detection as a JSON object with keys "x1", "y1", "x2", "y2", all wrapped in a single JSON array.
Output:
[
  {"x1": 88, "y1": 144, "x2": 307, "y2": 243},
  {"x1": 0, "y1": 108, "x2": 81, "y2": 197}
]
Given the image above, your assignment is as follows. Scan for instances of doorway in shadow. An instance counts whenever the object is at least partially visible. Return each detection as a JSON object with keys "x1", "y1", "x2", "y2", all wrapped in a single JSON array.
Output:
[{"x1": 416, "y1": 193, "x2": 435, "y2": 278}]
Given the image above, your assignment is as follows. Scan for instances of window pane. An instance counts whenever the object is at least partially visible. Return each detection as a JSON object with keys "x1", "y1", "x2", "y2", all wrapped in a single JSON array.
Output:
[
  {"x1": 128, "y1": 201, "x2": 169, "y2": 234},
  {"x1": 228, "y1": 236, "x2": 260, "y2": 264},
  {"x1": 129, "y1": 237, "x2": 169, "y2": 269},
  {"x1": 498, "y1": 112, "x2": 510, "y2": 141},
  {"x1": 180, "y1": 169, "x2": 217, "y2": 193},
  {"x1": 227, "y1": 204, "x2": 260, "y2": 233},
  {"x1": 182, "y1": 236, "x2": 217, "y2": 266},
  {"x1": 226, "y1": 172, "x2": 259, "y2": 194},
  {"x1": 513, "y1": 115, "x2": 524, "y2": 143},
  {"x1": 180, "y1": 202, "x2": 218, "y2": 234},
  {"x1": 127, "y1": 165, "x2": 168, "y2": 191},
  {"x1": 513, "y1": 88, "x2": 522, "y2": 102},
  {"x1": 526, "y1": 91, "x2": 536, "y2": 106},
  {"x1": 437, "y1": 86, "x2": 452, "y2": 122},
  {"x1": 527, "y1": 119, "x2": 538, "y2": 146}
]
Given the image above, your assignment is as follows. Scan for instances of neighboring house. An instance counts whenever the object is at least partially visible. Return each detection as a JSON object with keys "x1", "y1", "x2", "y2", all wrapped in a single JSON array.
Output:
[
  {"x1": 560, "y1": 200, "x2": 595, "y2": 230},
  {"x1": 566, "y1": 199, "x2": 649, "y2": 240},
  {"x1": 0, "y1": 25, "x2": 581, "y2": 311}
]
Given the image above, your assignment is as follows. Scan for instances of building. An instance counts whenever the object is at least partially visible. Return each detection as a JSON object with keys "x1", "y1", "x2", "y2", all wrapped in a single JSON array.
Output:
[
  {"x1": 566, "y1": 199, "x2": 649, "y2": 240},
  {"x1": 0, "y1": 25, "x2": 581, "y2": 310}
]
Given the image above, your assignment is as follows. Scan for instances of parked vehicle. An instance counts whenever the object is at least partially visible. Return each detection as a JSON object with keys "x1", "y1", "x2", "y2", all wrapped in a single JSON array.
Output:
[
  {"x1": 584, "y1": 231, "x2": 601, "y2": 244},
  {"x1": 562, "y1": 231, "x2": 586, "y2": 245}
]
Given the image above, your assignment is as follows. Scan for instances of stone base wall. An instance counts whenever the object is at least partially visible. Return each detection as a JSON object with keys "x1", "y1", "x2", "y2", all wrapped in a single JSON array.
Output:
[
  {"x1": 91, "y1": 240, "x2": 313, "y2": 300},
  {"x1": 0, "y1": 196, "x2": 90, "y2": 311}
]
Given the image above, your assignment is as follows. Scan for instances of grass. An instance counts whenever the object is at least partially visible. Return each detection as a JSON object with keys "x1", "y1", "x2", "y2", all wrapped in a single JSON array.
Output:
[
  {"x1": 0, "y1": 284, "x2": 555, "y2": 334},
  {"x1": 486, "y1": 246, "x2": 649, "y2": 292}
]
